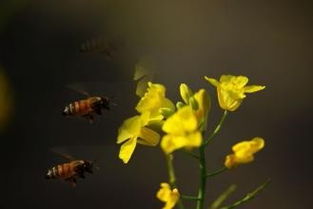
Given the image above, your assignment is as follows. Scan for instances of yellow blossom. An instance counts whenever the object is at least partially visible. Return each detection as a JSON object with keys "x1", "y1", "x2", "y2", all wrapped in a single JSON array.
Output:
[
  {"x1": 161, "y1": 106, "x2": 202, "y2": 154},
  {"x1": 205, "y1": 75, "x2": 265, "y2": 111},
  {"x1": 225, "y1": 137, "x2": 265, "y2": 169},
  {"x1": 136, "y1": 82, "x2": 175, "y2": 120},
  {"x1": 156, "y1": 183, "x2": 180, "y2": 209},
  {"x1": 117, "y1": 112, "x2": 160, "y2": 163}
]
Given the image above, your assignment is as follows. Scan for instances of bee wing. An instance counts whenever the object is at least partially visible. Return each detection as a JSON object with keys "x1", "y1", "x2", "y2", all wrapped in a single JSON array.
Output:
[
  {"x1": 66, "y1": 83, "x2": 90, "y2": 97},
  {"x1": 79, "y1": 36, "x2": 125, "y2": 60},
  {"x1": 50, "y1": 148, "x2": 76, "y2": 161}
]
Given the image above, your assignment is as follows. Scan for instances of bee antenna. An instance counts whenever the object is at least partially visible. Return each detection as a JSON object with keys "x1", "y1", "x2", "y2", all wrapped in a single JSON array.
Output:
[
  {"x1": 92, "y1": 160, "x2": 100, "y2": 171},
  {"x1": 108, "y1": 95, "x2": 117, "y2": 106}
]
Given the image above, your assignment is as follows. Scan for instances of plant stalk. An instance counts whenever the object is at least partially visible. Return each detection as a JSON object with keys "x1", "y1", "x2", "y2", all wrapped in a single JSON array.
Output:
[
  {"x1": 165, "y1": 154, "x2": 185, "y2": 209},
  {"x1": 204, "y1": 110, "x2": 228, "y2": 145},
  {"x1": 196, "y1": 146, "x2": 207, "y2": 209}
]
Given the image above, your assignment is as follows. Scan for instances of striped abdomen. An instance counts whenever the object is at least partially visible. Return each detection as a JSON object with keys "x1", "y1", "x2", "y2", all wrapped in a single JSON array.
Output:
[
  {"x1": 46, "y1": 163, "x2": 76, "y2": 179},
  {"x1": 66, "y1": 99, "x2": 93, "y2": 116}
]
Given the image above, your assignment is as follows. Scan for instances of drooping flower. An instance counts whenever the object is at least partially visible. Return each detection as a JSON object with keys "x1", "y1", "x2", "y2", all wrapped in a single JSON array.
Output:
[
  {"x1": 117, "y1": 112, "x2": 160, "y2": 163},
  {"x1": 205, "y1": 75, "x2": 265, "y2": 111},
  {"x1": 156, "y1": 182, "x2": 180, "y2": 209},
  {"x1": 136, "y1": 82, "x2": 175, "y2": 121},
  {"x1": 225, "y1": 137, "x2": 265, "y2": 169},
  {"x1": 161, "y1": 106, "x2": 202, "y2": 154}
]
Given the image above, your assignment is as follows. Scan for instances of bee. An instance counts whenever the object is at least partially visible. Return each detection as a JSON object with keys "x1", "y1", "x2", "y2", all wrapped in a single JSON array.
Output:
[
  {"x1": 45, "y1": 153, "x2": 95, "y2": 187},
  {"x1": 80, "y1": 37, "x2": 124, "y2": 60},
  {"x1": 62, "y1": 95, "x2": 111, "y2": 123}
]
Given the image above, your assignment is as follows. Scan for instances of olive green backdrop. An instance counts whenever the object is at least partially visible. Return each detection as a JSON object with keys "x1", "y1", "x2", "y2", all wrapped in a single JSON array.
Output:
[{"x1": 0, "y1": 0, "x2": 312, "y2": 208}]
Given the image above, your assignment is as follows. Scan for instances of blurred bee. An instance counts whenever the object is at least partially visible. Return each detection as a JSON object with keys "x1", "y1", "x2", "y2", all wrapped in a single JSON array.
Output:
[
  {"x1": 45, "y1": 152, "x2": 95, "y2": 187},
  {"x1": 80, "y1": 37, "x2": 124, "y2": 60},
  {"x1": 62, "y1": 95, "x2": 110, "y2": 123}
]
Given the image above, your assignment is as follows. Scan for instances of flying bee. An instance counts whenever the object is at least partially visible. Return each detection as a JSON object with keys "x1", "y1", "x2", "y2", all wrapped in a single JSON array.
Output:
[
  {"x1": 62, "y1": 96, "x2": 110, "y2": 123},
  {"x1": 80, "y1": 37, "x2": 124, "y2": 60},
  {"x1": 45, "y1": 152, "x2": 96, "y2": 187}
]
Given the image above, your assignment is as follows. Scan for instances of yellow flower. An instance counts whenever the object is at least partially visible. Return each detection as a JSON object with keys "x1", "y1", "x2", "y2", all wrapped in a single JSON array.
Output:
[
  {"x1": 205, "y1": 75, "x2": 265, "y2": 111},
  {"x1": 117, "y1": 112, "x2": 160, "y2": 163},
  {"x1": 225, "y1": 137, "x2": 265, "y2": 169},
  {"x1": 161, "y1": 106, "x2": 202, "y2": 154},
  {"x1": 136, "y1": 82, "x2": 175, "y2": 121},
  {"x1": 156, "y1": 183, "x2": 180, "y2": 209}
]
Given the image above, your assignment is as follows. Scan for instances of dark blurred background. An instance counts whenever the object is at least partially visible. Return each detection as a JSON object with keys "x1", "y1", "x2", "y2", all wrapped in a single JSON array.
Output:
[{"x1": 0, "y1": 0, "x2": 312, "y2": 208}]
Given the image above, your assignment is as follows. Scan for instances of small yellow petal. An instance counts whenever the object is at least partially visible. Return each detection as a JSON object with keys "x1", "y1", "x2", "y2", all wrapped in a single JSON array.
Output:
[
  {"x1": 224, "y1": 154, "x2": 236, "y2": 169},
  {"x1": 157, "y1": 183, "x2": 171, "y2": 202},
  {"x1": 137, "y1": 127, "x2": 160, "y2": 146},
  {"x1": 193, "y1": 89, "x2": 210, "y2": 129},
  {"x1": 244, "y1": 85, "x2": 266, "y2": 93},
  {"x1": 230, "y1": 75, "x2": 249, "y2": 88},
  {"x1": 232, "y1": 137, "x2": 265, "y2": 154},
  {"x1": 161, "y1": 132, "x2": 202, "y2": 154},
  {"x1": 204, "y1": 76, "x2": 219, "y2": 87},
  {"x1": 119, "y1": 137, "x2": 138, "y2": 164}
]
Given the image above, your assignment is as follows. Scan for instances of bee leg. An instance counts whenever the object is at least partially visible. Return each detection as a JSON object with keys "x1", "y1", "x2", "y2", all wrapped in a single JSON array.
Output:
[
  {"x1": 66, "y1": 177, "x2": 77, "y2": 187},
  {"x1": 95, "y1": 107, "x2": 102, "y2": 115},
  {"x1": 83, "y1": 114, "x2": 94, "y2": 124},
  {"x1": 79, "y1": 172, "x2": 85, "y2": 179}
]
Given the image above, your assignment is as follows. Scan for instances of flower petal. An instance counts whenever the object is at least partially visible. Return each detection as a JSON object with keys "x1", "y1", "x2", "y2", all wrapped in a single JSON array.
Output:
[
  {"x1": 119, "y1": 137, "x2": 137, "y2": 164},
  {"x1": 162, "y1": 106, "x2": 198, "y2": 134},
  {"x1": 231, "y1": 75, "x2": 249, "y2": 88},
  {"x1": 161, "y1": 132, "x2": 202, "y2": 154},
  {"x1": 157, "y1": 183, "x2": 171, "y2": 202},
  {"x1": 193, "y1": 89, "x2": 210, "y2": 129},
  {"x1": 137, "y1": 127, "x2": 160, "y2": 146},
  {"x1": 244, "y1": 85, "x2": 266, "y2": 93},
  {"x1": 117, "y1": 115, "x2": 141, "y2": 144},
  {"x1": 204, "y1": 76, "x2": 219, "y2": 87}
]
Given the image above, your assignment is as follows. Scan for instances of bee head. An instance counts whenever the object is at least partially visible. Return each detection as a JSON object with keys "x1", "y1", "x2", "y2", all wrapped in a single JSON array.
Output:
[
  {"x1": 62, "y1": 106, "x2": 70, "y2": 116},
  {"x1": 100, "y1": 97, "x2": 110, "y2": 110},
  {"x1": 83, "y1": 161, "x2": 94, "y2": 174}
]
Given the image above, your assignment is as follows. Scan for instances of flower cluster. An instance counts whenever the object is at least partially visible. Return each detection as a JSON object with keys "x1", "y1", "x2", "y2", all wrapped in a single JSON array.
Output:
[{"x1": 116, "y1": 74, "x2": 267, "y2": 209}]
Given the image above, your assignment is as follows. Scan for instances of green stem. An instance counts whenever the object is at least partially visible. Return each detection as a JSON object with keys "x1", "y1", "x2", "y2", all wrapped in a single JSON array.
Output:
[
  {"x1": 206, "y1": 167, "x2": 227, "y2": 178},
  {"x1": 181, "y1": 195, "x2": 201, "y2": 201},
  {"x1": 219, "y1": 179, "x2": 271, "y2": 209},
  {"x1": 210, "y1": 184, "x2": 237, "y2": 209},
  {"x1": 196, "y1": 146, "x2": 207, "y2": 209},
  {"x1": 165, "y1": 154, "x2": 185, "y2": 209},
  {"x1": 166, "y1": 154, "x2": 176, "y2": 187},
  {"x1": 204, "y1": 110, "x2": 228, "y2": 146}
]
